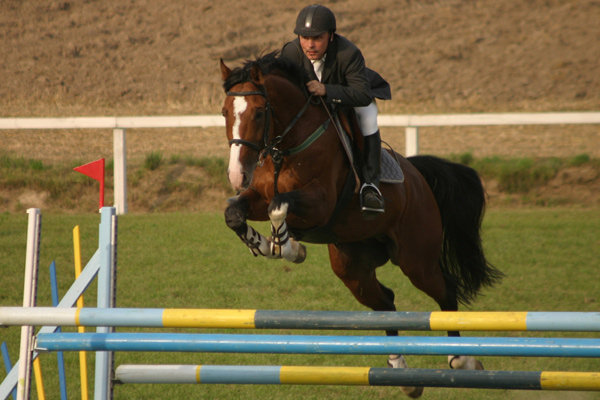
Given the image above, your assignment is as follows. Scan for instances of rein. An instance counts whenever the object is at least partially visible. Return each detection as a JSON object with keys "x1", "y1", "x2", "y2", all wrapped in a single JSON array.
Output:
[{"x1": 227, "y1": 87, "x2": 329, "y2": 195}]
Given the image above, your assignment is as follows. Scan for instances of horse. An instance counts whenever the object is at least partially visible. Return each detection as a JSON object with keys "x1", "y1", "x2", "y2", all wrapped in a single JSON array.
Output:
[{"x1": 219, "y1": 52, "x2": 502, "y2": 398}]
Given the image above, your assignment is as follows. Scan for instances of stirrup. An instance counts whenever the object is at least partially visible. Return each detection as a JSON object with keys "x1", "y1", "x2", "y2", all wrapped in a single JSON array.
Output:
[{"x1": 360, "y1": 183, "x2": 384, "y2": 214}]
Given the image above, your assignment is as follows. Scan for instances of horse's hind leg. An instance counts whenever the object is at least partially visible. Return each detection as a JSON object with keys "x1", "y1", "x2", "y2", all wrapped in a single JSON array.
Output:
[
  {"x1": 433, "y1": 280, "x2": 484, "y2": 370},
  {"x1": 327, "y1": 241, "x2": 393, "y2": 313},
  {"x1": 328, "y1": 241, "x2": 424, "y2": 399},
  {"x1": 395, "y1": 251, "x2": 484, "y2": 371}
]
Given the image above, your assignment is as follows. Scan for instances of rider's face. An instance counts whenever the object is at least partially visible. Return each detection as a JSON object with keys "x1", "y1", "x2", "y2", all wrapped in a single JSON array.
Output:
[{"x1": 299, "y1": 33, "x2": 331, "y2": 61}]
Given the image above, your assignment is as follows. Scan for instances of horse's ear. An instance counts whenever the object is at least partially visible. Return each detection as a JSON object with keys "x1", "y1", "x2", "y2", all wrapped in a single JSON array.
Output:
[
  {"x1": 220, "y1": 59, "x2": 232, "y2": 80},
  {"x1": 250, "y1": 64, "x2": 265, "y2": 85}
]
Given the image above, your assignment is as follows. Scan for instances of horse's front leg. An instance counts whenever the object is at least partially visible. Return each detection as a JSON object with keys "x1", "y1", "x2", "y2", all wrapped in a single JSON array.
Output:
[
  {"x1": 225, "y1": 194, "x2": 277, "y2": 259},
  {"x1": 267, "y1": 186, "x2": 333, "y2": 264},
  {"x1": 225, "y1": 193, "x2": 306, "y2": 262},
  {"x1": 268, "y1": 202, "x2": 306, "y2": 263}
]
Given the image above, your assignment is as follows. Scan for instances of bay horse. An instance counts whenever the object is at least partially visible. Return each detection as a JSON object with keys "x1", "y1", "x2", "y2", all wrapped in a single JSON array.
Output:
[{"x1": 220, "y1": 52, "x2": 502, "y2": 398}]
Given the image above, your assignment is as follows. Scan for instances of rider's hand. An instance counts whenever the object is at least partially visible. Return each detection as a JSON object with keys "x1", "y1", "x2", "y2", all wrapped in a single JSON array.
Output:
[{"x1": 306, "y1": 80, "x2": 326, "y2": 96}]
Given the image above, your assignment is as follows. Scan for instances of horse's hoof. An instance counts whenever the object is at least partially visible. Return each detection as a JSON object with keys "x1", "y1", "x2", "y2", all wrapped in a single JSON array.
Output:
[
  {"x1": 388, "y1": 356, "x2": 424, "y2": 399},
  {"x1": 292, "y1": 243, "x2": 307, "y2": 264},
  {"x1": 224, "y1": 206, "x2": 246, "y2": 233},
  {"x1": 401, "y1": 386, "x2": 424, "y2": 399},
  {"x1": 448, "y1": 355, "x2": 484, "y2": 370}
]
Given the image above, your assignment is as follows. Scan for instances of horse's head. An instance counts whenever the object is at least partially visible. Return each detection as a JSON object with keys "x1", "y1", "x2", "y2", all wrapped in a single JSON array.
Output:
[
  {"x1": 220, "y1": 52, "x2": 310, "y2": 192},
  {"x1": 220, "y1": 59, "x2": 272, "y2": 192}
]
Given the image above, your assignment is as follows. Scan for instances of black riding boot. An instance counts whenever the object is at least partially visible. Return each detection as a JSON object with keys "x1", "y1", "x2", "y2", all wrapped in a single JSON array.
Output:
[{"x1": 360, "y1": 131, "x2": 385, "y2": 219}]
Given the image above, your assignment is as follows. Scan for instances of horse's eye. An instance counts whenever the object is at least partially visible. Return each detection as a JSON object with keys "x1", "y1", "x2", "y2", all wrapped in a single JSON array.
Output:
[
  {"x1": 255, "y1": 109, "x2": 265, "y2": 121},
  {"x1": 221, "y1": 109, "x2": 227, "y2": 118}
]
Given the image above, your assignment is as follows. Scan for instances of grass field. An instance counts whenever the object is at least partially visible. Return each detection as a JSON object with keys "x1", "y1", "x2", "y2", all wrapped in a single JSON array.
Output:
[{"x1": 1, "y1": 208, "x2": 599, "y2": 399}]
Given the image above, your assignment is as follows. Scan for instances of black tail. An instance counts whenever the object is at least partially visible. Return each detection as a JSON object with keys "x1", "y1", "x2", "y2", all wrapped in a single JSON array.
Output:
[{"x1": 408, "y1": 155, "x2": 503, "y2": 305}]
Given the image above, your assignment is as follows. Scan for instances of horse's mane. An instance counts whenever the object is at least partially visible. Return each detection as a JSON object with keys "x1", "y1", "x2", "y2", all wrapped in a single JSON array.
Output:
[{"x1": 223, "y1": 51, "x2": 309, "y2": 93}]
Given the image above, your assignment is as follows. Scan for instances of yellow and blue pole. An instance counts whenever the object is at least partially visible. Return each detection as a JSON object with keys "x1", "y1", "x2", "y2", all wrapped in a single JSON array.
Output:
[
  {"x1": 113, "y1": 364, "x2": 600, "y2": 391},
  {"x1": 2, "y1": 308, "x2": 599, "y2": 332}
]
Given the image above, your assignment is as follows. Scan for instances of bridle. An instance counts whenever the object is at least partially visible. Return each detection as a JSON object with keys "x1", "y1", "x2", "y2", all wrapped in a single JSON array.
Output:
[
  {"x1": 226, "y1": 89, "x2": 271, "y2": 153},
  {"x1": 226, "y1": 85, "x2": 326, "y2": 194}
]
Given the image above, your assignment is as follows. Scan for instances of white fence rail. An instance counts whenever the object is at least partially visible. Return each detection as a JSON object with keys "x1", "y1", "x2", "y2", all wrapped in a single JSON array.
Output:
[{"x1": 2, "y1": 112, "x2": 599, "y2": 214}]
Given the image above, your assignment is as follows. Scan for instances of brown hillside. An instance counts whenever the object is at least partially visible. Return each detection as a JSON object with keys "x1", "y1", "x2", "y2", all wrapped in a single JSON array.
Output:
[
  {"x1": 0, "y1": 0, "x2": 599, "y2": 212},
  {"x1": 1, "y1": 0, "x2": 599, "y2": 116}
]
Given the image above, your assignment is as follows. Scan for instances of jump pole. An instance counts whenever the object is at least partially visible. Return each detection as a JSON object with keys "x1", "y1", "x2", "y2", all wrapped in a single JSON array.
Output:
[
  {"x1": 0, "y1": 208, "x2": 115, "y2": 400},
  {"x1": 33, "y1": 332, "x2": 600, "y2": 358},
  {"x1": 16, "y1": 209, "x2": 41, "y2": 400},
  {"x1": 2, "y1": 308, "x2": 599, "y2": 332},
  {"x1": 72, "y1": 226, "x2": 89, "y2": 400},
  {"x1": 113, "y1": 364, "x2": 600, "y2": 391},
  {"x1": 94, "y1": 207, "x2": 117, "y2": 400},
  {"x1": 3, "y1": 207, "x2": 599, "y2": 396}
]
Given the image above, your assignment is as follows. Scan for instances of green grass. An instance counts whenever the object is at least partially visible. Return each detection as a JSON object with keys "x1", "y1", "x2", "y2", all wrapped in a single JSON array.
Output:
[
  {"x1": 2, "y1": 151, "x2": 599, "y2": 213},
  {"x1": 1, "y1": 209, "x2": 599, "y2": 399},
  {"x1": 143, "y1": 151, "x2": 163, "y2": 171},
  {"x1": 0, "y1": 151, "x2": 233, "y2": 212}
]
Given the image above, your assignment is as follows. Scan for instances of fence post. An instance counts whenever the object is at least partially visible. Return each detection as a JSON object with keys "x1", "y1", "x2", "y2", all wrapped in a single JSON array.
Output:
[
  {"x1": 113, "y1": 128, "x2": 128, "y2": 215},
  {"x1": 405, "y1": 127, "x2": 419, "y2": 157}
]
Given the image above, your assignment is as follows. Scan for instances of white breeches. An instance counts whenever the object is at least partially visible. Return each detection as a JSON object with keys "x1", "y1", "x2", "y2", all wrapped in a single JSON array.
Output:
[{"x1": 354, "y1": 101, "x2": 379, "y2": 136}]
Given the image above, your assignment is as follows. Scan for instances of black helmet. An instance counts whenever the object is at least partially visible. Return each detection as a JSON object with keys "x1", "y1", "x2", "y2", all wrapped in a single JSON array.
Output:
[{"x1": 294, "y1": 4, "x2": 336, "y2": 37}]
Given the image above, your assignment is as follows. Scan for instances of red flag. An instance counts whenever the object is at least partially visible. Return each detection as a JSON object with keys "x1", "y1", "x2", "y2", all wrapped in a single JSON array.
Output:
[{"x1": 74, "y1": 158, "x2": 105, "y2": 210}]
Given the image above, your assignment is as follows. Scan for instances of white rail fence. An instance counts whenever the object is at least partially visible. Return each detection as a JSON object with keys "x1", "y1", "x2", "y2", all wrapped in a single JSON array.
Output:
[{"x1": 2, "y1": 112, "x2": 599, "y2": 214}]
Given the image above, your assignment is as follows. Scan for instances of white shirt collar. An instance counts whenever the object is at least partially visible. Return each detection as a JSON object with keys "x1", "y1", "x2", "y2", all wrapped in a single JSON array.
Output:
[{"x1": 311, "y1": 54, "x2": 326, "y2": 82}]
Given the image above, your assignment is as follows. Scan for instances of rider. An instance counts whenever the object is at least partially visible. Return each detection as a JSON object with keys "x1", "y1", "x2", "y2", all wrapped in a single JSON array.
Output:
[{"x1": 281, "y1": 4, "x2": 391, "y2": 218}]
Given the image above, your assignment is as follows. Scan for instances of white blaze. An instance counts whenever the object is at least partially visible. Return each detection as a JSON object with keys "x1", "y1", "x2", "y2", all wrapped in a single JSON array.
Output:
[{"x1": 228, "y1": 96, "x2": 248, "y2": 191}]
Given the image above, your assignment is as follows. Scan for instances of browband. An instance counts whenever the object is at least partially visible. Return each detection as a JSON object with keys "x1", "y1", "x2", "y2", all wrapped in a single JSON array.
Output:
[{"x1": 226, "y1": 90, "x2": 265, "y2": 97}]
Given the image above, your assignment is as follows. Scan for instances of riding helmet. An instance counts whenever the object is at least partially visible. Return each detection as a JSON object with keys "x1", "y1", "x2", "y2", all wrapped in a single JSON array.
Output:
[{"x1": 294, "y1": 4, "x2": 336, "y2": 37}]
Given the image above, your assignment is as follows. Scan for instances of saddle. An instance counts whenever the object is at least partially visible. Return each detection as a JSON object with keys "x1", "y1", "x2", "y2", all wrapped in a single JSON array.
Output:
[
  {"x1": 288, "y1": 109, "x2": 403, "y2": 244},
  {"x1": 330, "y1": 111, "x2": 404, "y2": 185}
]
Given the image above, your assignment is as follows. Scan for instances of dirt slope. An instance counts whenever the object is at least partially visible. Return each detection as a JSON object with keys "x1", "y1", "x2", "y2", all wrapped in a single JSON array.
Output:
[
  {"x1": 1, "y1": 0, "x2": 599, "y2": 115},
  {"x1": 0, "y1": 0, "x2": 599, "y2": 212}
]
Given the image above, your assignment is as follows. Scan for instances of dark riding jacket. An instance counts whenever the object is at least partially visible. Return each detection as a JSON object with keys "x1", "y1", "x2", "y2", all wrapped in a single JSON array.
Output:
[{"x1": 281, "y1": 34, "x2": 391, "y2": 107}]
